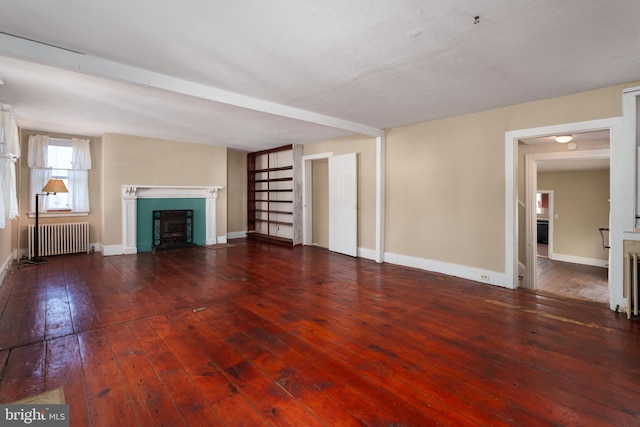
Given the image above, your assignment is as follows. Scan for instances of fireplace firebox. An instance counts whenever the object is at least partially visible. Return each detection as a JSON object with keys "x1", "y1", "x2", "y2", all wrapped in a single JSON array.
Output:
[{"x1": 153, "y1": 210, "x2": 194, "y2": 250}]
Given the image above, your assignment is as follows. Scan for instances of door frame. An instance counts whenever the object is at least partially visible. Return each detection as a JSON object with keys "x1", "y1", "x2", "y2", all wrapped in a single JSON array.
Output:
[{"x1": 505, "y1": 116, "x2": 624, "y2": 310}]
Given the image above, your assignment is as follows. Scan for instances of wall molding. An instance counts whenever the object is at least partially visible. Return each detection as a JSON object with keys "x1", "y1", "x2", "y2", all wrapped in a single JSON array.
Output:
[
  {"x1": 0, "y1": 252, "x2": 13, "y2": 286},
  {"x1": 384, "y1": 251, "x2": 508, "y2": 288},
  {"x1": 551, "y1": 253, "x2": 608, "y2": 268},
  {"x1": 122, "y1": 185, "x2": 222, "y2": 199},
  {"x1": 358, "y1": 247, "x2": 377, "y2": 261},
  {"x1": 227, "y1": 231, "x2": 247, "y2": 239},
  {"x1": 103, "y1": 245, "x2": 123, "y2": 256}
]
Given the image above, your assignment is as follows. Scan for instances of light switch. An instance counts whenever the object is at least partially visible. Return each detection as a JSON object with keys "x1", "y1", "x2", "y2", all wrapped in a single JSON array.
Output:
[{"x1": 554, "y1": 214, "x2": 559, "y2": 219}]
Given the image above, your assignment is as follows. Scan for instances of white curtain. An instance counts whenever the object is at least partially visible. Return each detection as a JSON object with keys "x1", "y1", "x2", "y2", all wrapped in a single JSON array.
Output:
[
  {"x1": 28, "y1": 134, "x2": 48, "y2": 168},
  {"x1": 0, "y1": 111, "x2": 20, "y2": 229},
  {"x1": 0, "y1": 160, "x2": 5, "y2": 229},
  {"x1": 2, "y1": 111, "x2": 20, "y2": 157},
  {"x1": 28, "y1": 135, "x2": 51, "y2": 212},
  {"x1": 72, "y1": 138, "x2": 91, "y2": 170},
  {"x1": 69, "y1": 138, "x2": 91, "y2": 212}
]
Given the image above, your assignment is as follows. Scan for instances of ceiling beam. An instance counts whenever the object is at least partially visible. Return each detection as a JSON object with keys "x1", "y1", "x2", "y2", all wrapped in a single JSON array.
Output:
[{"x1": 0, "y1": 32, "x2": 385, "y2": 138}]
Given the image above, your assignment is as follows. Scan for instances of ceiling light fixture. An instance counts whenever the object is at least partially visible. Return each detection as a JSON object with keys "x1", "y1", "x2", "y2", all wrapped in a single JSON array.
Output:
[{"x1": 555, "y1": 135, "x2": 573, "y2": 143}]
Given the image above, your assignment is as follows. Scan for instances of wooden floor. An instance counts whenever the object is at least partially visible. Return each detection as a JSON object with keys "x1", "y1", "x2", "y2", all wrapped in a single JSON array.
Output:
[
  {"x1": 1, "y1": 240, "x2": 639, "y2": 426},
  {"x1": 536, "y1": 244, "x2": 609, "y2": 304}
]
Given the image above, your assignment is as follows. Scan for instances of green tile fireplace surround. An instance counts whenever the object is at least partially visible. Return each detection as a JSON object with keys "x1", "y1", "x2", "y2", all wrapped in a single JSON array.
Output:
[{"x1": 136, "y1": 198, "x2": 206, "y2": 252}]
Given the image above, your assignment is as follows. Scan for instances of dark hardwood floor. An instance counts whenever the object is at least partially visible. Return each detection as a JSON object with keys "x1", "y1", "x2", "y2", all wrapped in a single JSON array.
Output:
[{"x1": 1, "y1": 240, "x2": 639, "y2": 426}]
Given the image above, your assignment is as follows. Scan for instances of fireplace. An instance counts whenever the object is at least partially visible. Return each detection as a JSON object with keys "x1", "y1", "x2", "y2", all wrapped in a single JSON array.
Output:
[
  {"x1": 153, "y1": 210, "x2": 194, "y2": 250},
  {"x1": 116, "y1": 185, "x2": 223, "y2": 257}
]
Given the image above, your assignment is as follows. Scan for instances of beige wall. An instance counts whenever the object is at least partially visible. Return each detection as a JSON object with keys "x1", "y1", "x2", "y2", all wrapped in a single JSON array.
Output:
[
  {"x1": 15, "y1": 130, "x2": 103, "y2": 253},
  {"x1": 386, "y1": 108, "x2": 508, "y2": 271},
  {"x1": 101, "y1": 133, "x2": 227, "y2": 247},
  {"x1": 227, "y1": 149, "x2": 247, "y2": 233},
  {"x1": 302, "y1": 135, "x2": 377, "y2": 250},
  {"x1": 385, "y1": 83, "x2": 633, "y2": 273},
  {"x1": 538, "y1": 170, "x2": 610, "y2": 261}
]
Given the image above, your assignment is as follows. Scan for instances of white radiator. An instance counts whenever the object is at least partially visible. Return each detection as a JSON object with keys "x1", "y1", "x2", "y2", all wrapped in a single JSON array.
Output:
[
  {"x1": 28, "y1": 222, "x2": 90, "y2": 258},
  {"x1": 625, "y1": 252, "x2": 640, "y2": 318}
]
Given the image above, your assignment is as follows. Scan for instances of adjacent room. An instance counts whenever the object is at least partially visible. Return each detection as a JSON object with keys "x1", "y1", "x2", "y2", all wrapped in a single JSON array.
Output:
[{"x1": 1, "y1": 1, "x2": 640, "y2": 425}]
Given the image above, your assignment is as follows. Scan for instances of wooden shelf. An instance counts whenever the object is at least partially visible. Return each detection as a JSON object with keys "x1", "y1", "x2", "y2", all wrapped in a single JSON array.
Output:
[
  {"x1": 250, "y1": 165, "x2": 293, "y2": 174},
  {"x1": 247, "y1": 144, "x2": 296, "y2": 245},
  {"x1": 253, "y1": 219, "x2": 292, "y2": 226},
  {"x1": 254, "y1": 209, "x2": 292, "y2": 215},
  {"x1": 249, "y1": 189, "x2": 293, "y2": 193},
  {"x1": 253, "y1": 177, "x2": 293, "y2": 183}
]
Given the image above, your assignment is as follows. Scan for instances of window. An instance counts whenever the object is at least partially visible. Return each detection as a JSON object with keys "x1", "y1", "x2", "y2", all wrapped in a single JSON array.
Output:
[
  {"x1": 46, "y1": 142, "x2": 73, "y2": 210},
  {"x1": 28, "y1": 135, "x2": 91, "y2": 215}
]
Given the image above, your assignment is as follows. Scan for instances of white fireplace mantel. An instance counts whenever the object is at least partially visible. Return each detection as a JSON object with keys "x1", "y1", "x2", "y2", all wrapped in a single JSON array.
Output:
[{"x1": 120, "y1": 185, "x2": 224, "y2": 255}]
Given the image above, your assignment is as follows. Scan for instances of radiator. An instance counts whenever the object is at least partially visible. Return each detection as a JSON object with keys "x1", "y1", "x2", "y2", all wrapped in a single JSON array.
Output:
[
  {"x1": 625, "y1": 252, "x2": 640, "y2": 318},
  {"x1": 28, "y1": 222, "x2": 90, "y2": 258}
]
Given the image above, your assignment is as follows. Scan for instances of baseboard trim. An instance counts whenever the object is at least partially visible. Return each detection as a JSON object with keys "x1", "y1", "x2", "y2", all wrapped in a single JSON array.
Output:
[
  {"x1": 551, "y1": 253, "x2": 608, "y2": 268},
  {"x1": 384, "y1": 252, "x2": 511, "y2": 289},
  {"x1": 0, "y1": 252, "x2": 13, "y2": 286},
  {"x1": 103, "y1": 245, "x2": 124, "y2": 256},
  {"x1": 227, "y1": 231, "x2": 247, "y2": 239},
  {"x1": 358, "y1": 247, "x2": 377, "y2": 261}
]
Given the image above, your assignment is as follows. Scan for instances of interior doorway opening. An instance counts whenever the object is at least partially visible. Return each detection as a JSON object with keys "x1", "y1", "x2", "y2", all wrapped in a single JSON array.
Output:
[
  {"x1": 536, "y1": 190, "x2": 553, "y2": 259},
  {"x1": 505, "y1": 116, "x2": 624, "y2": 311},
  {"x1": 522, "y1": 135, "x2": 611, "y2": 304},
  {"x1": 303, "y1": 152, "x2": 333, "y2": 248}
]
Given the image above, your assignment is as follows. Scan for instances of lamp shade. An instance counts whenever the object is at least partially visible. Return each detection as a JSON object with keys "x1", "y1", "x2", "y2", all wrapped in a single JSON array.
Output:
[{"x1": 42, "y1": 178, "x2": 68, "y2": 193}]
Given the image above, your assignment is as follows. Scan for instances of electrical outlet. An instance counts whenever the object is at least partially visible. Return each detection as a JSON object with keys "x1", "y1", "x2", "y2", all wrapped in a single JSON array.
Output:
[{"x1": 480, "y1": 273, "x2": 490, "y2": 281}]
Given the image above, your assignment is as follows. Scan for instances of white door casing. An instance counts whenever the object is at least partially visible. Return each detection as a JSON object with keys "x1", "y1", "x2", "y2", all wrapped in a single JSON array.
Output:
[{"x1": 505, "y1": 116, "x2": 623, "y2": 311}]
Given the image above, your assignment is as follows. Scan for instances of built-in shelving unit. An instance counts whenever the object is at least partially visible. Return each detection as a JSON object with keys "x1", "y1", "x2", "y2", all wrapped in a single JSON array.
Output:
[{"x1": 247, "y1": 145, "x2": 296, "y2": 245}]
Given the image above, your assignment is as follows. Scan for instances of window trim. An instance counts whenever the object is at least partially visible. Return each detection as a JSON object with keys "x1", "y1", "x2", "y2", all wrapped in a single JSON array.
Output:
[{"x1": 28, "y1": 211, "x2": 89, "y2": 219}]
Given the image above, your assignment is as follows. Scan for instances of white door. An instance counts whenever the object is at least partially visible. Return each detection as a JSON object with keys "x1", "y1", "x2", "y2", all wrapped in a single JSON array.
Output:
[{"x1": 328, "y1": 153, "x2": 357, "y2": 256}]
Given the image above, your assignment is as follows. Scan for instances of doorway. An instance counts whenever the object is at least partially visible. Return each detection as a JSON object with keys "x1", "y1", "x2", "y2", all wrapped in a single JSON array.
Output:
[
  {"x1": 303, "y1": 152, "x2": 333, "y2": 248},
  {"x1": 536, "y1": 190, "x2": 553, "y2": 258},
  {"x1": 302, "y1": 152, "x2": 358, "y2": 257},
  {"x1": 524, "y1": 140, "x2": 611, "y2": 304},
  {"x1": 505, "y1": 116, "x2": 624, "y2": 310}
]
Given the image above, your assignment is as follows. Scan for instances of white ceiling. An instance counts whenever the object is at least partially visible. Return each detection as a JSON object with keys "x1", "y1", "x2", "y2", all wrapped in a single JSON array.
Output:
[{"x1": 0, "y1": 1, "x2": 639, "y2": 151}]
